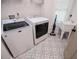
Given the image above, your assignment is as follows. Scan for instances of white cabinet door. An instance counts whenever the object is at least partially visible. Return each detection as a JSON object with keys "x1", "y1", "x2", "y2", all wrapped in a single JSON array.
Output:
[
  {"x1": 2, "y1": 26, "x2": 34, "y2": 57},
  {"x1": 64, "y1": 31, "x2": 77, "y2": 59}
]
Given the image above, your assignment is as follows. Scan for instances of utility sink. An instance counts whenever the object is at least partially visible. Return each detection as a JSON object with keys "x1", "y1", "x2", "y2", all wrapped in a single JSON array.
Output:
[
  {"x1": 58, "y1": 20, "x2": 76, "y2": 40},
  {"x1": 62, "y1": 20, "x2": 76, "y2": 26},
  {"x1": 61, "y1": 20, "x2": 76, "y2": 30}
]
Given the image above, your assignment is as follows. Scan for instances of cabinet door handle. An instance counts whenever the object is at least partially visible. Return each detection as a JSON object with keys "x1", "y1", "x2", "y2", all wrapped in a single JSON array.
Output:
[{"x1": 18, "y1": 30, "x2": 22, "y2": 32}]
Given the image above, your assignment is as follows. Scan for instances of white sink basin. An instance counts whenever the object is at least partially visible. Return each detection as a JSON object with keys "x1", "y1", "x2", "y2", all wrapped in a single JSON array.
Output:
[
  {"x1": 61, "y1": 20, "x2": 76, "y2": 30},
  {"x1": 62, "y1": 20, "x2": 76, "y2": 26}
]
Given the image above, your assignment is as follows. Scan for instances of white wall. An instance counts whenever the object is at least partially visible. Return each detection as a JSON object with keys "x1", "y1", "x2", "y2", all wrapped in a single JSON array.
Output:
[
  {"x1": 64, "y1": 0, "x2": 76, "y2": 21},
  {"x1": 70, "y1": 0, "x2": 77, "y2": 23},
  {"x1": 1, "y1": 0, "x2": 41, "y2": 19}
]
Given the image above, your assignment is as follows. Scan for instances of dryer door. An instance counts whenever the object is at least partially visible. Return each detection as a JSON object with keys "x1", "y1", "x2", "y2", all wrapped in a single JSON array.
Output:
[{"x1": 35, "y1": 22, "x2": 48, "y2": 39}]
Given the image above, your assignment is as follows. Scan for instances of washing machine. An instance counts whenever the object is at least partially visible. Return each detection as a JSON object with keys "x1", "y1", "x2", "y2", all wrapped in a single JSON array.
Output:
[
  {"x1": 1, "y1": 18, "x2": 34, "y2": 57},
  {"x1": 25, "y1": 17, "x2": 49, "y2": 45}
]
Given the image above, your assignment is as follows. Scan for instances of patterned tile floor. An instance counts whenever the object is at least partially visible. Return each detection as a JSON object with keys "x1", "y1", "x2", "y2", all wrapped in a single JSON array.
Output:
[{"x1": 15, "y1": 35, "x2": 68, "y2": 59}]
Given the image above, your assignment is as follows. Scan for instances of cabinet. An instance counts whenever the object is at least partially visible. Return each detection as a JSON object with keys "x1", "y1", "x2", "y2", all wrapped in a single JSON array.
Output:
[
  {"x1": 2, "y1": 26, "x2": 34, "y2": 57},
  {"x1": 64, "y1": 31, "x2": 77, "y2": 59}
]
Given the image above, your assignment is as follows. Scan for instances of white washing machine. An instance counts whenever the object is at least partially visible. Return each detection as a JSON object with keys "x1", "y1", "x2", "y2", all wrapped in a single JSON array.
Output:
[
  {"x1": 25, "y1": 17, "x2": 49, "y2": 45},
  {"x1": 1, "y1": 18, "x2": 34, "y2": 57}
]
